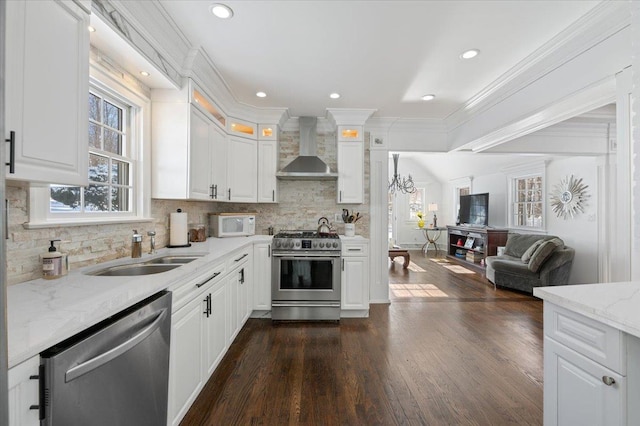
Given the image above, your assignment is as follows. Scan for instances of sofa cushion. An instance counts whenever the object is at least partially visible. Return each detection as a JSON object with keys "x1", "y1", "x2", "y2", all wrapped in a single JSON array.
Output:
[
  {"x1": 528, "y1": 238, "x2": 564, "y2": 273},
  {"x1": 521, "y1": 239, "x2": 544, "y2": 263},
  {"x1": 504, "y1": 234, "x2": 549, "y2": 257}
]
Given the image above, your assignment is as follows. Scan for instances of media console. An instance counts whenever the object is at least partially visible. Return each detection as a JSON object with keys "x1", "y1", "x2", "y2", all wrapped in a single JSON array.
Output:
[{"x1": 446, "y1": 225, "x2": 509, "y2": 273}]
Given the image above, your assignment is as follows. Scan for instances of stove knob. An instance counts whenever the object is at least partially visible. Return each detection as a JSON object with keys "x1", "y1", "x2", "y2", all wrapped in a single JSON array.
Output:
[
  {"x1": 333, "y1": 242, "x2": 339, "y2": 248},
  {"x1": 295, "y1": 241, "x2": 301, "y2": 248},
  {"x1": 319, "y1": 242, "x2": 325, "y2": 248},
  {"x1": 312, "y1": 241, "x2": 318, "y2": 248},
  {"x1": 275, "y1": 240, "x2": 281, "y2": 248},
  {"x1": 283, "y1": 241, "x2": 290, "y2": 248}
]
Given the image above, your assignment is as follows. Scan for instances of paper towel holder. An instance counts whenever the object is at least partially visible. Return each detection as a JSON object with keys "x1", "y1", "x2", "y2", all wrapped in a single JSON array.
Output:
[{"x1": 167, "y1": 208, "x2": 192, "y2": 248}]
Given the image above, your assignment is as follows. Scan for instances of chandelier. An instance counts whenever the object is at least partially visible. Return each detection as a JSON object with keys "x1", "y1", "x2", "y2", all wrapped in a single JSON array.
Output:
[{"x1": 388, "y1": 154, "x2": 416, "y2": 194}]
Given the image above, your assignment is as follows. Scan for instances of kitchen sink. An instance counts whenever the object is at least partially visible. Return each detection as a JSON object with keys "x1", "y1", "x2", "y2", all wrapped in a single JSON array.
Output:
[
  {"x1": 88, "y1": 254, "x2": 203, "y2": 276},
  {"x1": 145, "y1": 255, "x2": 203, "y2": 264},
  {"x1": 89, "y1": 263, "x2": 181, "y2": 277}
]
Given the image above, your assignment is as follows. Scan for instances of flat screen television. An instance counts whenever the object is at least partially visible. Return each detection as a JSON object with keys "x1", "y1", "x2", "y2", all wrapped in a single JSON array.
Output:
[{"x1": 459, "y1": 193, "x2": 489, "y2": 226}]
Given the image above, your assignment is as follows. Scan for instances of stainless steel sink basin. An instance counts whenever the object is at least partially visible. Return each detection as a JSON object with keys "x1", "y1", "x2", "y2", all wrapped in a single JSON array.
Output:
[
  {"x1": 145, "y1": 255, "x2": 202, "y2": 264},
  {"x1": 89, "y1": 263, "x2": 181, "y2": 276}
]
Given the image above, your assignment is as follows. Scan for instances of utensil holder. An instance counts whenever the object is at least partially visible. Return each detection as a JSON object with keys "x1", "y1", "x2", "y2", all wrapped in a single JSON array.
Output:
[{"x1": 345, "y1": 223, "x2": 355, "y2": 237}]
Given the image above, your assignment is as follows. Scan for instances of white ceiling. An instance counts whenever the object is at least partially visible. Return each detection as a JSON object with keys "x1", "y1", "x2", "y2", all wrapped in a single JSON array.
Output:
[{"x1": 158, "y1": 0, "x2": 601, "y2": 119}]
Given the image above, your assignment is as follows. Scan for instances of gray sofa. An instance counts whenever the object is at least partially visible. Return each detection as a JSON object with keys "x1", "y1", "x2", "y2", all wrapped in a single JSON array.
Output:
[{"x1": 485, "y1": 233, "x2": 575, "y2": 294}]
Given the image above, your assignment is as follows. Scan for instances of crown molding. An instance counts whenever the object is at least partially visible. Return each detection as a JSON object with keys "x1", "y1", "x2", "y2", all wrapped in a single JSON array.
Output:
[
  {"x1": 445, "y1": 0, "x2": 631, "y2": 133},
  {"x1": 326, "y1": 108, "x2": 376, "y2": 125}
]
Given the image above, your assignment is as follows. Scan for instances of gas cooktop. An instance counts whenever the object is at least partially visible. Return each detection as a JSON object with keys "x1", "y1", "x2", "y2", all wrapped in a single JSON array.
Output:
[{"x1": 275, "y1": 230, "x2": 339, "y2": 239}]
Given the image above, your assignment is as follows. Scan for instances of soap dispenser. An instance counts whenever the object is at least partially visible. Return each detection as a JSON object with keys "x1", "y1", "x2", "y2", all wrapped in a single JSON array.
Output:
[
  {"x1": 42, "y1": 239, "x2": 68, "y2": 279},
  {"x1": 131, "y1": 230, "x2": 143, "y2": 258}
]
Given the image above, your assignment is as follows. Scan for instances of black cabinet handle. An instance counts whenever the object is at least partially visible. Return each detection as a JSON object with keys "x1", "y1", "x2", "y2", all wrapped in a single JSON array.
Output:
[
  {"x1": 272, "y1": 189, "x2": 275, "y2": 202},
  {"x1": 228, "y1": 188, "x2": 231, "y2": 200},
  {"x1": 209, "y1": 185, "x2": 214, "y2": 199},
  {"x1": 214, "y1": 184, "x2": 218, "y2": 199},
  {"x1": 234, "y1": 253, "x2": 248, "y2": 262},
  {"x1": 196, "y1": 272, "x2": 221, "y2": 288},
  {"x1": 268, "y1": 244, "x2": 271, "y2": 258},
  {"x1": 203, "y1": 294, "x2": 211, "y2": 317},
  {"x1": 240, "y1": 268, "x2": 245, "y2": 284},
  {"x1": 5, "y1": 131, "x2": 15, "y2": 174}
]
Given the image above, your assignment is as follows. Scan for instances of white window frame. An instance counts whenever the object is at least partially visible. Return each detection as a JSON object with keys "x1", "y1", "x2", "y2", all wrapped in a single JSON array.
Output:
[
  {"x1": 407, "y1": 187, "x2": 425, "y2": 221},
  {"x1": 506, "y1": 162, "x2": 546, "y2": 231},
  {"x1": 27, "y1": 69, "x2": 152, "y2": 227}
]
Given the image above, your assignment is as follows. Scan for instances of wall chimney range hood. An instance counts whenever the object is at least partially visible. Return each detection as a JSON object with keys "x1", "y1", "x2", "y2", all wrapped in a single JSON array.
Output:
[{"x1": 276, "y1": 116, "x2": 338, "y2": 180}]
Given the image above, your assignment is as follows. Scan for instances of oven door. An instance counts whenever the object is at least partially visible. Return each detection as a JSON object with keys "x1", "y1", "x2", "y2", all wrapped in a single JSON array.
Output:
[{"x1": 271, "y1": 253, "x2": 341, "y2": 302}]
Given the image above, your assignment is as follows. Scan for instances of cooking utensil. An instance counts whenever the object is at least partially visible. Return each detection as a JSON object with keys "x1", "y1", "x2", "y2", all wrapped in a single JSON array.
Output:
[
  {"x1": 317, "y1": 217, "x2": 331, "y2": 236},
  {"x1": 354, "y1": 212, "x2": 361, "y2": 222},
  {"x1": 342, "y1": 209, "x2": 349, "y2": 223}
]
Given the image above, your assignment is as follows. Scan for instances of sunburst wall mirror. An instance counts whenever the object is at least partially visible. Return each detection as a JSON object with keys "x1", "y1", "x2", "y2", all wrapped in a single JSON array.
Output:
[{"x1": 550, "y1": 175, "x2": 589, "y2": 219}]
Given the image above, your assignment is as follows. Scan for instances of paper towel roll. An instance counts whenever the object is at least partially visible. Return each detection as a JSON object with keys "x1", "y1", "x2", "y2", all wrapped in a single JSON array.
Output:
[{"x1": 170, "y1": 210, "x2": 189, "y2": 246}]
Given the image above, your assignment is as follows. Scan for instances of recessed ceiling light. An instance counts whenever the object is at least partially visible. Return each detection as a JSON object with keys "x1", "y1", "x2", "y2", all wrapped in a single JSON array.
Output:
[
  {"x1": 140, "y1": 71, "x2": 150, "y2": 77},
  {"x1": 87, "y1": 25, "x2": 96, "y2": 32},
  {"x1": 421, "y1": 94, "x2": 436, "y2": 101},
  {"x1": 460, "y1": 49, "x2": 480, "y2": 59},
  {"x1": 329, "y1": 93, "x2": 340, "y2": 99},
  {"x1": 211, "y1": 3, "x2": 234, "y2": 19},
  {"x1": 256, "y1": 91, "x2": 267, "y2": 98}
]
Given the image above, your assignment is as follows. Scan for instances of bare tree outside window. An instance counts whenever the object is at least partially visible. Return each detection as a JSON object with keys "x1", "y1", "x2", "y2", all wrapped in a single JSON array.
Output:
[{"x1": 50, "y1": 90, "x2": 133, "y2": 213}]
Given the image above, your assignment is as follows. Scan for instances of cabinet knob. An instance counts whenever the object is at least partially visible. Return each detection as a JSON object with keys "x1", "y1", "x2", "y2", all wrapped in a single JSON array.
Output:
[{"x1": 602, "y1": 376, "x2": 616, "y2": 386}]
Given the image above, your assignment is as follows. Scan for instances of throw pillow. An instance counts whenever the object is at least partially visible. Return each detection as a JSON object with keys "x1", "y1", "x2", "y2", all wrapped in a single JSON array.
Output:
[
  {"x1": 521, "y1": 239, "x2": 544, "y2": 264},
  {"x1": 528, "y1": 238, "x2": 564, "y2": 273}
]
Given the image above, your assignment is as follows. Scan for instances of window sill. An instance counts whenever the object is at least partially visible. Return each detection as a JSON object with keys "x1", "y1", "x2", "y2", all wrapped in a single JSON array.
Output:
[
  {"x1": 23, "y1": 216, "x2": 154, "y2": 229},
  {"x1": 508, "y1": 226, "x2": 547, "y2": 234}
]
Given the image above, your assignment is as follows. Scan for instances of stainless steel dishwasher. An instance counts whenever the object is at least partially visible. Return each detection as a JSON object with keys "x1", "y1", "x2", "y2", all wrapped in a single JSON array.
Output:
[{"x1": 39, "y1": 291, "x2": 172, "y2": 426}]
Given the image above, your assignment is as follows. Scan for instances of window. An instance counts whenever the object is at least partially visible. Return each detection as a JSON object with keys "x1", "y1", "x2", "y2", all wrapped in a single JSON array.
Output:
[
  {"x1": 28, "y1": 70, "x2": 150, "y2": 227},
  {"x1": 50, "y1": 90, "x2": 133, "y2": 214},
  {"x1": 408, "y1": 188, "x2": 425, "y2": 220},
  {"x1": 511, "y1": 175, "x2": 543, "y2": 228}
]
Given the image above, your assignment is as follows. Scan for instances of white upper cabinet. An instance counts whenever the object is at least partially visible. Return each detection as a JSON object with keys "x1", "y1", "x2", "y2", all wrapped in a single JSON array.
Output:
[
  {"x1": 257, "y1": 124, "x2": 279, "y2": 203},
  {"x1": 210, "y1": 125, "x2": 228, "y2": 201},
  {"x1": 227, "y1": 136, "x2": 257, "y2": 202},
  {"x1": 152, "y1": 83, "x2": 227, "y2": 200},
  {"x1": 5, "y1": 0, "x2": 89, "y2": 185},
  {"x1": 337, "y1": 139, "x2": 364, "y2": 204}
]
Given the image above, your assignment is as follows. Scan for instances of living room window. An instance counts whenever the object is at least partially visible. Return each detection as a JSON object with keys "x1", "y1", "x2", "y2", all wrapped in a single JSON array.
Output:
[
  {"x1": 408, "y1": 188, "x2": 425, "y2": 220},
  {"x1": 510, "y1": 173, "x2": 544, "y2": 229}
]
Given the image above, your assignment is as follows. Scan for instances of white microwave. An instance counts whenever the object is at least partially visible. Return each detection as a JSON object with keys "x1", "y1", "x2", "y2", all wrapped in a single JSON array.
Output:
[{"x1": 209, "y1": 214, "x2": 256, "y2": 238}]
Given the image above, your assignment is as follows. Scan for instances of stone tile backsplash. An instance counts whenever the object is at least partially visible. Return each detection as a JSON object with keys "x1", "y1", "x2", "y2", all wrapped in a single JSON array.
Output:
[{"x1": 6, "y1": 130, "x2": 370, "y2": 285}]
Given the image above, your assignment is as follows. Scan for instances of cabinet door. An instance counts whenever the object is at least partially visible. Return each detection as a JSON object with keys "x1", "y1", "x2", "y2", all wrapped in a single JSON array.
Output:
[
  {"x1": 544, "y1": 337, "x2": 626, "y2": 426},
  {"x1": 341, "y1": 257, "x2": 369, "y2": 310},
  {"x1": 253, "y1": 243, "x2": 272, "y2": 310},
  {"x1": 337, "y1": 141, "x2": 364, "y2": 204},
  {"x1": 210, "y1": 124, "x2": 228, "y2": 201},
  {"x1": 203, "y1": 283, "x2": 227, "y2": 379},
  {"x1": 227, "y1": 137, "x2": 257, "y2": 202},
  {"x1": 168, "y1": 296, "x2": 206, "y2": 426},
  {"x1": 8, "y1": 356, "x2": 40, "y2": 426},
  {"x1": 257, "y1": 140, "x2": 278, "y2": 203},
  {"x1": 225, "y1": 274, "x2": 239, "y2": 344},
  {"x1": 5, "y1": 0, "x2": 89, "y2": 185},
  {"x1": 188, "y1": 107, "x2": 212, "y2": 200}
]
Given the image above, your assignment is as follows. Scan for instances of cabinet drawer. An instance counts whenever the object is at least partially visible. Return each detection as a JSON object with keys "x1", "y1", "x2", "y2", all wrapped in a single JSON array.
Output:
[
  {"x1": 170, "y1": 262, "x2": 226, "y2": 311},
  {"x1": 226, "y1": 248, "x2": 252, "y2": 272},
  {"x1": 544, "y1": 303, "x2": 626, "y2": 374},
  {"x1": 341, "y1": 242, "x2": 369, "y2": 257}
]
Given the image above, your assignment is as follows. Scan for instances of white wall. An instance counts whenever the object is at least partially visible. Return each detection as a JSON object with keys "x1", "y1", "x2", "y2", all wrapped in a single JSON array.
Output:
[{"x1": 546, "y1": 157, "x2": 600, "y2": 284}]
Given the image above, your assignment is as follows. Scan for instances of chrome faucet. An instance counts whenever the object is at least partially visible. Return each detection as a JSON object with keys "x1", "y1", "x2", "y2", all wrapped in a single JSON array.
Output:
[{"x1": 147, "y1": 231, "x2": 156, "y2": 254}]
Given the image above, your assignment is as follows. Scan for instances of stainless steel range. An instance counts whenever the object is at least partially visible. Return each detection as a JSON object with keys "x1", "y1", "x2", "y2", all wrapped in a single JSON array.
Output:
[{"x1": 271, "y1": 230, "x2": 341, "y2": 321}]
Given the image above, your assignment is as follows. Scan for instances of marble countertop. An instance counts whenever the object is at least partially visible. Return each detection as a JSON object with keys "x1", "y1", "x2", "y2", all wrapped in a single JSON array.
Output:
[
  {"x1": 7, "y1": 235, "x2": 271, "y2": 368},
  {"x1": 533, "y1": 282, "x2": 640, "y2": 339}
]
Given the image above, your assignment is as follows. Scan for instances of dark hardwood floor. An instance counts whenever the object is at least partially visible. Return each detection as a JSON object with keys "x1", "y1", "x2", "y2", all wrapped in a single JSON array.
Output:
[{"x1": 181, "y1": 250, "x2": 543, "y2": 425}]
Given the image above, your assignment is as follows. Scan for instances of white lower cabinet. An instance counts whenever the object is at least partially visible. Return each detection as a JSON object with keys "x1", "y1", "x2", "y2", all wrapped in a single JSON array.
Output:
[
  {"x1": 253, "y1": 243, "x2": 272, "y2": 311},
  {"x1": 8, "y1": 356, "x2": 40, "y2": 426},
  {"x1": 168, "y1": 291, "x2": 206, "y2": 426},
  {"x1": 340, "y1": 239, "x2": 369, "y2": 316},
  {"x1": 543, "y1": 303, "x2": 629, "y2": 426},
  {"x1": 544, "y1": 337, "x2": 625, "y2": 426},
  {"x1": 203, "y1": 282, "x2": 228, "y2": 379}
]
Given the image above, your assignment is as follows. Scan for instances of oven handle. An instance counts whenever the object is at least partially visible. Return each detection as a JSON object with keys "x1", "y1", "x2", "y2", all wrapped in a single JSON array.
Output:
[
  {"x1": 272, "y1": 302, "x2": 341, "y2": 308},
  {"x1": 272, "y1": 252, "x2": 340, "y2": 259}
]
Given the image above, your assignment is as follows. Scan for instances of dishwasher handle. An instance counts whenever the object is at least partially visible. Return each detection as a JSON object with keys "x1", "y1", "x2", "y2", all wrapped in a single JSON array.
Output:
[{"x1": 64, "y1": 308, "x2": 167, "y2": 383}]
